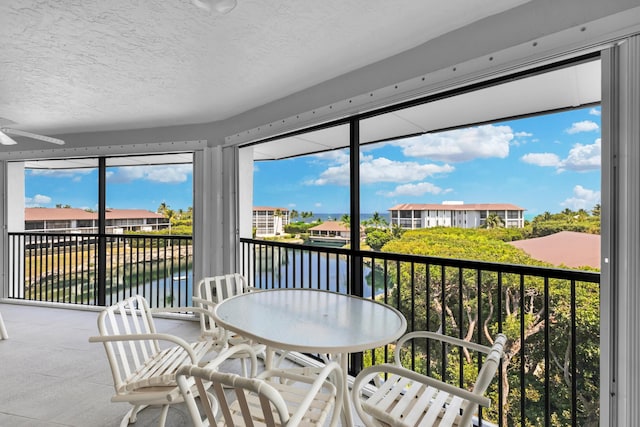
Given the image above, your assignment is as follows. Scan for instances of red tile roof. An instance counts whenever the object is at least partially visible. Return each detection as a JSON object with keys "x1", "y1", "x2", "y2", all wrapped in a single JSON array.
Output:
[
  {"x1": 25, "y1": 207, "x2": 165, "y2": 221},
  {"x1": 309, "y1": 221, "x2": 350, "y2": 232},
  {"x1": 252, "y1": 207, "x2": 289, "y2": 212},
  {"x1": 509, "y1": 231, "x2": 600, "y2": 269},
  {"x1": 388, "y1": 203, "x2": 525, "y2": 211}
]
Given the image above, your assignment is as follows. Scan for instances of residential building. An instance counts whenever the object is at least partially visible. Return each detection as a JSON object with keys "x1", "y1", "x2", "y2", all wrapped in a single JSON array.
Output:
[
  {"x1": 252, "y1": 207, "x2": 289, "y2": 236},
  {"x1": 307, "y1": 221, "x2": 350, "y2": 245},
  {"x1": 24, "y1": 207, "x2": 169, "y2": 233},
  {"x1": 389, "y1": 202, "x2": 526, "y2": 229}
]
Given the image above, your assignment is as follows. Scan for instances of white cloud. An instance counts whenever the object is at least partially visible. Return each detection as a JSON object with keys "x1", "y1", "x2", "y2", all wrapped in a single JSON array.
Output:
[
  {"x1": 394, "y1": 124, "x2": 512, "y2": 162},
  {"x1": 566, "y1": 120, "x2": 599, "y2": 134},
  {"x1": 521, "y1": 153, "x2": 561, "y2": 167},
  {"x1": 312, "y1": 149, "x2": 350, "y2": 164},
  {"x1": 314, "y1": 202, "x2": 323, "y2": 208},
  {"x1": 515, "y1": 131, "x2": 533, "y2": 137},
  {"x1": 288, "y1": 203, "x2": 296, "y2": 208},
  {"x1": 378, "y1": 182, "x2": 452, "y2": 197},
  {"x1": 589, "y1": 108, "x2": 601, "y2": 116},
  {"x1": 108, "y1": 165, "x2": 192, "y2": 184},
  {"x1": 28, "y1": 168, "x2": 93, "y2": 178},
  {"x1": 521, "y1": 138, "x2": 600, "y2": 172},
  {"x1": 25, "y1": 194, "x2": 52, "y2": 207},
  {"x1": 309, "y1": 156, "x2": 454, "y2": 186},
  {"x1": 560, "y1": 138, "x2": 601, "y2": 172},
  {"x1": 561, "y1": 185, "x2": 601, "y2": 210}
]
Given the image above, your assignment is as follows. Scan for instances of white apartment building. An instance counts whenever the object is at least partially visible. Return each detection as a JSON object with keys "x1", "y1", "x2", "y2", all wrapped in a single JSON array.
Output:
[
  {"x1": 24, "y1": 207, "x2": 170, "y2": 233},
  {"x1": 252, "y1": 207, "x2": 290, "y2": 236},
  {"x1": 389, "y1": 201, "x2": 526, "y2": 229}
]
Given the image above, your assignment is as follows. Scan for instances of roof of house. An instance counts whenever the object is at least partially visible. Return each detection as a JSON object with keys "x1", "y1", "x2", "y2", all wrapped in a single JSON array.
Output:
[
  {"x1": 508, "y1": 231, "x2": 600, "y2": 269},
  {"x1": 25, "y1": 208, "x2": 165, "y2": 221},
  {"x1": 252, "y1": 207, "x2": 289, "y2": 212},
  {"x1": 388, "y1": 203, "x2": 525, "y2": 211},
  {"x1": 309, "y1": 221, "x2": 350, "y2": 232}
]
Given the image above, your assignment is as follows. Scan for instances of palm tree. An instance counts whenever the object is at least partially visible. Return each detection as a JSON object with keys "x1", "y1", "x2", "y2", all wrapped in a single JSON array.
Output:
[
  {"x1": 576, "y1": 208, "x2": 589, "y2": 220},
  {"x1": 273, "y1": 209, "x2": 283, "y2": 235},
  {"x1": 340, "y1": 214, "x2": 350, "y2": 229},
  {"x1": 592, "y1": 204, "x2": 601, "y2": 217},
  {"x1": 370, "y1": 211, "x2": 388, "y2": 228},
  {"x1": 290, "y1": 209, "x2": 299, "y2": 222},
  {"x1": 390, "y1": 223, "x2": 405, "y2": 239},
  {"x1": 485, "y1": 213, "x2": 504, "y2": 229}
]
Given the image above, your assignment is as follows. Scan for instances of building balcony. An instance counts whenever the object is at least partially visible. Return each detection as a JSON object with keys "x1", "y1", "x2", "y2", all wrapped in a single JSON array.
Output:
[{"x1": 1, "y1": 235, "x2": 600, "y2": 426}]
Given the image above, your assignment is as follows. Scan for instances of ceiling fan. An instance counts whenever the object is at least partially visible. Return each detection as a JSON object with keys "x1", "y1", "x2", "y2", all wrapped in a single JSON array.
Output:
[{"x1": 0, "y1": 127, "x2": 65, "y2": 145}]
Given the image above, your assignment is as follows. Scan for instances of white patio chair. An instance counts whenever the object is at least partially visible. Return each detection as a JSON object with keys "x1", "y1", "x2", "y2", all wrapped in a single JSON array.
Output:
[
  {"x1": 194, "y1": 273, "x2": 267, "y2": 375},
  {"x1": 176, "y1": 349, "x2": 344, "y2": 427},
  {"x1": 89, "y1": 294, "x2": 250, "y2": 427},
  {"x1": 0, "y1": 310, "x2": 8, "y2": 339},
  {"x1": 352, "y1": 331, "x2": 507, "y2": 427}
]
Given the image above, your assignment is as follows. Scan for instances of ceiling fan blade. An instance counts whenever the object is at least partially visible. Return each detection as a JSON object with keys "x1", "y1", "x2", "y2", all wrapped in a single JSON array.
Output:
[
  {"x1": 0, "y1": 130, "x2": 18, "y2": 145},
  {"x1": 0, "y1": 128, "x2": 65, "y2": 145}
]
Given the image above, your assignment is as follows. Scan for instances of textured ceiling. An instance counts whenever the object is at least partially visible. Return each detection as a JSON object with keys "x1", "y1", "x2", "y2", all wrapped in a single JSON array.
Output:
[{"x1": 0, "y1": 0, "x2": 529, "y2": 136}]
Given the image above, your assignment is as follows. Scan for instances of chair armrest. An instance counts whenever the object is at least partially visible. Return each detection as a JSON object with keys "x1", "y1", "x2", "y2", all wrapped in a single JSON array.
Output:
[
  {"x1": 260, "y1": 362, "x2": 344, "y2": 427},
  {"x1": 396, "y1": 331, "x2": 495, "y2": 358},
  {"x1": 191, "y1": 296, "x2": 214, "y2": 306},
  {"x1": 89, "y1": 332, "x2": 200, "y2": 363},
  {"x1": 150, "y1": 305, "x2": 212, "y2": 318},
  {"x1": 353, "y1": 363, "x2": 491, "y2": 409},
  {"x1": 206, "y1": 343, "x2": 260, "y2": 375}
]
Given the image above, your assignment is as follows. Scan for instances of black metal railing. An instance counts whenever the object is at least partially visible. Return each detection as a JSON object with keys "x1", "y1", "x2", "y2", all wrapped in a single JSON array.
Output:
[
  {"x1": 7, "y1": 232, "x2": 193, "y2": 308},
  {"x1": 240, "y1": 237, "x2": 600, "y2": 427}
]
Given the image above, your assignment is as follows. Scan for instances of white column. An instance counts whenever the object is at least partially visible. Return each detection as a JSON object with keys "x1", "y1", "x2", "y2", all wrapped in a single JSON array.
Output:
[
  {"x1": 238, "y1": 146, "x2": 254, "y2": 280},
  {"x1": 221, "y1": 145, "x2": 239, "y2": 273},
  {"x1": 1, "y1": 161, "x2": 25, "y2": 299},
  {"x1": 601, "y1": 35, "x2": 640, "y2": 426},
  {"x1": 193, "y1": 147, "x2": 224, "y2": 281}
]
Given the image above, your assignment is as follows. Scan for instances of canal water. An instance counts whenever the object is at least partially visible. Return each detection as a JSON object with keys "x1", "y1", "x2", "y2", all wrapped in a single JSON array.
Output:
[{"x1": 253, "y1": 248, "x2": 387, "y2": 298}]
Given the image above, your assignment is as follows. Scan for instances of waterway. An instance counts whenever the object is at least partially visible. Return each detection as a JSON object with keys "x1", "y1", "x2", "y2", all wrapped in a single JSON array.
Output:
[{"x1": 254, "y1": 248, "x2": 387, "y2": 298}]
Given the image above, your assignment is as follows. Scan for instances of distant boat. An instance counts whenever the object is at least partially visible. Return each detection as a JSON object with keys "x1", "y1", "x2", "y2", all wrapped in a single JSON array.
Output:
[{"x1": 173, "y1": 275, "x2": 187, "y2": 281}]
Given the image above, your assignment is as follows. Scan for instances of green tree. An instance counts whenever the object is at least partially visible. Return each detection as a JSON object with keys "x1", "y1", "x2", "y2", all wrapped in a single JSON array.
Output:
[
  {"x1": 340, "y1": 214, "x2": 350, "y2": 228},
  {"x1": 365, "y1": 229, "x2": 392, "y2": 251},
  {"x1": 485, "y1": 213, "x2": 504, "y2": 229},
  {"x1": 290, "y1": 209, "x2": 299, "y2": 222},
  {"x1": 369, "y1": 211, "x2": 388, "y2": 228},
  {"x1": 381, "y1": 228, "x2": 599, "y2": 426}
]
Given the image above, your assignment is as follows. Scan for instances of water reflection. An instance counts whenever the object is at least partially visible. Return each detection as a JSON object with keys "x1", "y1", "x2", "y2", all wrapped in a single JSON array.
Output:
[{"x1": 255, "y1": 248, "x2": 387, "y2": 297}]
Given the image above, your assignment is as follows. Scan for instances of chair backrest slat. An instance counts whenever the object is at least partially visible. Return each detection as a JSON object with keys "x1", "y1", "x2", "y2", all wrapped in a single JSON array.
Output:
[{"x1": 96, "y1": 295, "x2": 163, "y2": 393}]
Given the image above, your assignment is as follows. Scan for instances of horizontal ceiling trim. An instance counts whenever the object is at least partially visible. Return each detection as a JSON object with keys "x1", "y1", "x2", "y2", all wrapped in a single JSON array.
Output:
[
  {"x1": 0, "y1": 140, "x2": 207, "y2": 162},
  {"x1": 224, "y1": 5, "x2": 640, "y2": 147}
]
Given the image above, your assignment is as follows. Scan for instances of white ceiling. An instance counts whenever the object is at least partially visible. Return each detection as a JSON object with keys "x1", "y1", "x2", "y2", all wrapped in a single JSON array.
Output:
[
  {"x1": 251, "y1": 59, "x2": 601, "y2": 160},
  {"x1": 0, "y1": 0, "x2": 530, "y2": 136}
]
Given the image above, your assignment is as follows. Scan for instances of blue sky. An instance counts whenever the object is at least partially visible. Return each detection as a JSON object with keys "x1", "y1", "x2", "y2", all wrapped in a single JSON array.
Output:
[
  {"x1": 24, "y1": 106, "x2": 601, "y2": 219},
  {"x1": 253, "y1": 106, "x2": 601, "y2": 218},
  {"x1": 25, "y1": 164, "x2": 193, "y2": 213}
]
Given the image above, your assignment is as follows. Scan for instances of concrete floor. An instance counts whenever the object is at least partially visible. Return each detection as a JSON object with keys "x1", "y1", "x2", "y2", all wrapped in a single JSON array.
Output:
[
  {"x1": 0, "y1": 302, "x2": 266, "y2": 426},
  {"x1": 0, "y1": 301, "x2": 361, "y2": 427}
]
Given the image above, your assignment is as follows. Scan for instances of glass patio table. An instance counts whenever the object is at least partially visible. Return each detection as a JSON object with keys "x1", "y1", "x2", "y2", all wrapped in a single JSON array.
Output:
[{"x1": 212, "y1": 288, "x2": 407, "y2": 426}]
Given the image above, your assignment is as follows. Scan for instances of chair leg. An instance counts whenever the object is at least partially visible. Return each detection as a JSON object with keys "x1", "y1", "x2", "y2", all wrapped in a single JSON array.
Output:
[
  {"x1": 119, "y1": 404, "x2": 148, "y2": 427},
  {"x1": 241, "y1": 357, "x2": 248, "y2": 377},
  {"x1": 0, "y1": 312, "x2": 8, "y2": 340},
  {"x1": 157, "y1": 404, "x2": 170, "y2": 427}
]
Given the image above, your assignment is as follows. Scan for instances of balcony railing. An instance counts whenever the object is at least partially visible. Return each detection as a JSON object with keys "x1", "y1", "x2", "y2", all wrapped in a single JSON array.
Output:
[
  {"x1": 7, "y1": 232, "x2": 193, "y2": 308},
  {"x1": 4, "y1": 231, "x2": 601, "y2": 426},
  {"x1": 239, "y1": 237, "x2": 600, "y2": 427}
]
